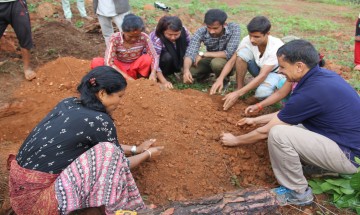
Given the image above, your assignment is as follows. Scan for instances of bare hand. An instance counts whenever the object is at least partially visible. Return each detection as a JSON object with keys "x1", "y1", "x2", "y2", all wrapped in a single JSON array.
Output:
[
  {"x1": 236, "y1": 118, "x2": 256, "y2": 126},
  {"x1": 210, "y1": 78, "x2": 223, "y2": 95},
  {"x1": 183, "y1": 70, "x2": 193, "y2": 84},
  {"x1": 163, "y1": 81, "x2": 173, "y2": 89},
  {"x1": 138, "y1": 139, "x2": 156, "y2": 153},
  {"x1": 245, "y1": 105, "x2": 259, "y2": 115},
  {"x1": 147, "y1": 146, "x2": 164, "y2": 159},
  {"x1": 194, "y1": 55, "x2": 202, "y2": 67},
  {"x1": 222, "y1": 91, "x2": 241, "y2": 110},
  {"x1": 149, "y1": 72, "x2": 157, "y2": 81},
  {"x1": 220, "y1": 133, "x2": 240, "y2": 147}
]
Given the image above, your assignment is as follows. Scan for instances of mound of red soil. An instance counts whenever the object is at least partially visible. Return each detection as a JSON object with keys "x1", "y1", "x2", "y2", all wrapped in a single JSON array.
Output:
[{"x1": 0, "y1": 57, "x2": 275, "y2": 206}]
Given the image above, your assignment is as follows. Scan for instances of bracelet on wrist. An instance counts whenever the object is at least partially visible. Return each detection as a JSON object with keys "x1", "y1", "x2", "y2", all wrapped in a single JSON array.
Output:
[
  {"x1": 130, "y1": 145, "x2": 137, "y2": 155},
  {"x1": 145, "y1": 149, "x2": 152, "y2": 159}
]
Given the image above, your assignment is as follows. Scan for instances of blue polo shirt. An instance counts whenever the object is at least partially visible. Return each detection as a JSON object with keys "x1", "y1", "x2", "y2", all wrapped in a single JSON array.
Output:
[{"x1": 278, "y1": 65, "x2": 360, "y2": 166}]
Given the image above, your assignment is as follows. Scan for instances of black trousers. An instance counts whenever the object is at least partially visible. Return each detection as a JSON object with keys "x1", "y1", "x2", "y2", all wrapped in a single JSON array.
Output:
[{"x1": 159, "y1": 51, "x2": 181, "y2": 77}]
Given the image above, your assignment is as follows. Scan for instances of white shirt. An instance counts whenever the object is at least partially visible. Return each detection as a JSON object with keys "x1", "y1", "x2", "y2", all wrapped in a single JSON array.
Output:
[
  {"x1": 238, "y1": 35, "x2": 284, "y2": 68},
  {"x1": 97, "y1": 0, "x2": 117, "y2": 17}
]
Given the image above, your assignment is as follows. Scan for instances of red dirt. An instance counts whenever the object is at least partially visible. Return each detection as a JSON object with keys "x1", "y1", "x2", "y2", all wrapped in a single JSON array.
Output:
[
  {"x1": 0, "y1": 0, "x2": 358, "y2": 214},
  {"x1": 0, "y1": 57, "x2": 276, "y2": 206}
]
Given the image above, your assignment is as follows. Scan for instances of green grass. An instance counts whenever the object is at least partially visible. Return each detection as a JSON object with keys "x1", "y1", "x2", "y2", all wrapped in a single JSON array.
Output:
[
  {"x1": 272, "y1": 16, "x2": 338, "y2": 35},
  {"x1": 27, "y1": 3, "x2": 37, "y2": 13},
  {"x1": 74, "y1": 20, "x2": 84, "y2": 28},
  {"x1": 129, "y1": 0, "x2": 359, "y2": 90},
  {"x1": 306, "y1": 0, "x2": 359, "y2": 5},
  {"x1": 348, "y1": 72, "x2": 360, "y2": 91}
]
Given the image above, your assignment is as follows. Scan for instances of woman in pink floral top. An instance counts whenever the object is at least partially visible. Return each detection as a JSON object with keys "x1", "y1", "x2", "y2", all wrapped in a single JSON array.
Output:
[{"x1": 91, "y1": 14, "x2": 159, "y2": 81}]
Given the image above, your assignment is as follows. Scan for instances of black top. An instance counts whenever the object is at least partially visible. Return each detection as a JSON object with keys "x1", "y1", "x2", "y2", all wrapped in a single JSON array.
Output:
[{"x1": 16, "y1": 97, "x2": 121, "y2": 174}]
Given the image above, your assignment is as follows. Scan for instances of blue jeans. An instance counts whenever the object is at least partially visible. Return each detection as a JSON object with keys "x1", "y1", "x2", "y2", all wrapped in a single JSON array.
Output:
[{"x1": 237, "y1": 47, "x2": 286, "y2": 99}]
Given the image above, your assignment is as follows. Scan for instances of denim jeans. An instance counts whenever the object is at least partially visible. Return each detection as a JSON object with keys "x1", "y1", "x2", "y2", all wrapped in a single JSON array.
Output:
[{"x1": 237, "y1": 47, "x2": 285, "y2": 99}]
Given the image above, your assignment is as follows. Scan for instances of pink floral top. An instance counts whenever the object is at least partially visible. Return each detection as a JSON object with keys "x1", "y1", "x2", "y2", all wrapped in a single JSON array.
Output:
[{"x1": 104, "y1": 32, "x2": 159, "y2": 71}]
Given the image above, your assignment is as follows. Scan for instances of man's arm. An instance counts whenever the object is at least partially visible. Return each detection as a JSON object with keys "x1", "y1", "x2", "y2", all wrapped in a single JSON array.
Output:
[
  {"x1": 245, "y1": 81, "x2": 292, "y2": 114},
  {"x1": 183, "y1": 56, "x2": 194, "y2": 84},
  {"x1": 203, "y1": 51, "x2": 227, "y2": 59},
  {"x1": 210, "y1": 53, "x2": 237, "y2": 94},
  {"x1": 224, "y1": 23, "x2": 241, "y2": 59},
  {"x1": 183, "y1": 28, "x2": 205, "y2": 84},
  {"x1": 220, "y1": 114, "x2": 287, "y2": 146},
  {"x1": 222, "y1": 64, "x2": 275, "y2": 110}
]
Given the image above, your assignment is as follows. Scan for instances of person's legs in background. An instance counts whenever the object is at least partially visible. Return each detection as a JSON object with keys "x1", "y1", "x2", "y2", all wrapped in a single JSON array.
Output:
[
  {"x1": 76, "y1": 0, "x2": 92, "y2": 20},
  {"x1": 12, "y1": 0, "x2": 36, "y2": 80},
  {"x1": 98, "y1": 15, "x2": 114, "y2": 47},
  {"x1": 113, "y1": 11, "x2": 130, "y2": 33},
  {"x1": 61, "y1": 0, "x2": 72, "y2": 21}
]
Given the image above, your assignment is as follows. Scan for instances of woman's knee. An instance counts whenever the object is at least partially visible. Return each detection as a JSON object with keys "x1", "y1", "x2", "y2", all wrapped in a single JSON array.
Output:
[
  {"x1": 160, "y1": 52, "x2": 173, "y2": 64},
  {"x1": 254, "y1": 84, "x2": 275, "y2": 99}
]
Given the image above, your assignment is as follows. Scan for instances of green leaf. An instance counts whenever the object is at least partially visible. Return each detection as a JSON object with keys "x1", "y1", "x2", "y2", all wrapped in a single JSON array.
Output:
[
  {"x1": 339, "y1": 174, "x2": 353, "y2": 180},
  {"x1": 333, "y1": 192, "x2": 342, "y2": 201},
  {"x1": 308, "y1": 180, "x2": 324, "y2": 194},
  {"x1": 334, "y1": 193, "x2": 357, "y2": 208},
  {"x1": 356, "y1": 207, "x2": 360, "y2": 214},
  {"x1": 355, "y1": 156, "x2": 360, "y2": 165},
  {"x1": 339, "y1": 187, "x2": 354, "y2": 195},
  {"x1": 350, "y1": 172, "x2": 360, "y2": 190},
  {"x1": 326, "y1": 178, "x2": 352, "y2": 189},
  {"x1": 320, "y1": 182, "x2": 342, "y2": 194}
]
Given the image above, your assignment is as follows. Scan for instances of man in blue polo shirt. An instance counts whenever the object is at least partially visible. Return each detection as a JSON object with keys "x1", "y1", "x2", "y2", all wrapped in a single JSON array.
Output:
[{"x1": 220, "y1": 39, "x2": 360, "y2": 206}]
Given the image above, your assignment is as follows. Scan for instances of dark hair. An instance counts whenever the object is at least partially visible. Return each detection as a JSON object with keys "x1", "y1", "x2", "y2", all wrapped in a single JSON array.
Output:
[
  {"x1": 155, "y1": 16, "x2": 183, "y2": 37},
  {"x1": 277, "y1": 39, "x2": 320, "y2": 69},
  {"x1": 204, "y1": 9, "x2": 227, "y2": 25},
  {"x1": 77, "y1": 66, "x2": 127, "y2": 113},
  {"x1": 122, "y1": 14, "x2": 145, "y2": 32},
  {"x1": 247, "y1": 16, "x2": 271, "y2": 34}
]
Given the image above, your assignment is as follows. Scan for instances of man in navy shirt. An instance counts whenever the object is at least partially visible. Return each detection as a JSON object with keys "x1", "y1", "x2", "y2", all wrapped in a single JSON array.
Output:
[{"x1": 220, "y1": 39, "x2": 360, "y2": 206}]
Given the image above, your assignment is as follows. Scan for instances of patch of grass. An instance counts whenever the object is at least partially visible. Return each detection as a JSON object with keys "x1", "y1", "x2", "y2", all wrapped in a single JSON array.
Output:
[
  {"x1": 348, "y1": 72, "x2": 360, "y2": 91},
  {"x1": 230, "y1": 175, "x2": 241, "y2": 188},
  {"x1": 272, "y1": 16, "x2": 338, "y2": 35},
  {"x1": 27, "y1": 3, "x2": 37, "y2": 13},
  {"x1": 306, "y1": 0, "x2": 359, "y2": 6},
  {"x1": 46, "y1": 48, "x2": 58, "y2": 55},
  {"x1": 173, "y1": 82, "x2": 210, "y2": 92},
  {"x1": 74, "y1": 20, "x2": 84, "y2": 28}
]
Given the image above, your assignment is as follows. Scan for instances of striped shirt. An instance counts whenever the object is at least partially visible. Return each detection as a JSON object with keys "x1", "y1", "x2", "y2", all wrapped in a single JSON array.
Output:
[
  {"x1": 185, "y1": 22, "x2": 241, "y2": 62},
  {"x1": 105, "y1": 32, "x2": 159, "y2": 71}
]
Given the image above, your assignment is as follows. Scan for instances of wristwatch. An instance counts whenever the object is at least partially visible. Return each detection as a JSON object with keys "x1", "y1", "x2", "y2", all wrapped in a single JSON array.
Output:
[
  {"x1": 130, "y1": 145, "x2": 137, "y2": 155},
  {"x1": 198, "y1": 51, "x2": 204, "y2": 57}
]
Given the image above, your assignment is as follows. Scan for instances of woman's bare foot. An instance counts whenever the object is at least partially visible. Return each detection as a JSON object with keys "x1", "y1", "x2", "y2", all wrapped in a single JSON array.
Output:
[
  {"x1": 354, "y1": 64, "x2": 360, "y2": 71},
  {"x1": 24, "y1": 69, "x2": 36, "y2": 81}
]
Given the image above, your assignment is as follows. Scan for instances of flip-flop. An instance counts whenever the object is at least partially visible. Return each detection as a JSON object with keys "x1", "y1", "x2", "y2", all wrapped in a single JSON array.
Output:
[{"x1": 24, "y1": 69, "x2": 36, "y2": 81}]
